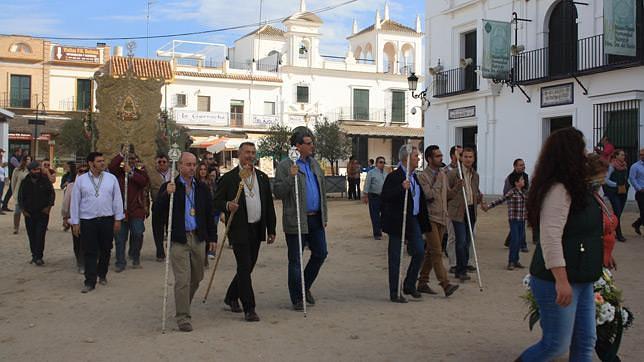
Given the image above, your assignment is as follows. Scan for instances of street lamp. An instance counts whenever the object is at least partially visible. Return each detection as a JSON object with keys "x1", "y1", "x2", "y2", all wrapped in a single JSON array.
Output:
[
  {"x1": 407, "y1": 72, "x2": 430, "y2": 110},
  {"x1": 29, "y1": 102, "x2": 47, "y2": 158}
]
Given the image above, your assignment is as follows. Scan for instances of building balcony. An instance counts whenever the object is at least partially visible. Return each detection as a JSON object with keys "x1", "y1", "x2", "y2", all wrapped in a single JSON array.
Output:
[
  {"x1": 0, "y1": 93, "x2": 41, "y2": 110},
  {"x1": 512, "y1": 34, "x2": 644, "y2": 85},
  {"x1": 331, "y1": 107, "x2": 386, "y2": 123},
  {"x1": 433, "y1": 65, "x2": 479, "y2": 98}
]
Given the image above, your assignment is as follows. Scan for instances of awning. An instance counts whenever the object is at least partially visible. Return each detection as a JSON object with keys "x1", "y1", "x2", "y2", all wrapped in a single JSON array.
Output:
[{"x1": 340, "y1": 124, "x2": 424, "y2": 138}]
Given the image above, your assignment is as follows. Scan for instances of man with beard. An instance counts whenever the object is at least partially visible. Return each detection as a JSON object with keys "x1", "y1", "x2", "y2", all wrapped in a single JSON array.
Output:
[{"x1": 19, "y1": 161, "x2": 55, "y2": 265}]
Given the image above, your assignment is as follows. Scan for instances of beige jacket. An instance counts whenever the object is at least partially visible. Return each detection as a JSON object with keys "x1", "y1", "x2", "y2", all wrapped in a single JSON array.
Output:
[
  {"x1": 417, "y1": 166, "x2": 449, "y2": 226},
  {"x1": 148, "y1": 168, "x2": 169, "y2": 204},
  {"x1": 447, "y1": 167, "x2": 482, "y2": 223}
]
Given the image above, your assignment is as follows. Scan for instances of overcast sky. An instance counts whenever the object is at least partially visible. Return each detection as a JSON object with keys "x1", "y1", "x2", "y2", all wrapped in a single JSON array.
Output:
[{"x1": 0, "y1": 0, "x2": 423, "y2": 58}]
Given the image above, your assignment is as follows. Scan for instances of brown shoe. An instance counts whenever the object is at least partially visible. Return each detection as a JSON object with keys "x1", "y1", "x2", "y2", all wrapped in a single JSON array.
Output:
[
  {"x1": 244, "y1": 311, "x2": 260, "y2": 322},
  {"x1": 178, "y1": 321, "x2": 193, "y2": 332},
  {"x1": 417, "y1": 283, "x2": 438, "y2": 295},
  {"x1": 443, "y1": 284, "x2": 459, "y2": 297}
]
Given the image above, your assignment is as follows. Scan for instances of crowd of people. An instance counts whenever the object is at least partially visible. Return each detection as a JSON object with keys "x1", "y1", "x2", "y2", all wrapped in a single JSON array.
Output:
[{"x1": 1, "y1": 125, "x2": 643, "y2": 353}]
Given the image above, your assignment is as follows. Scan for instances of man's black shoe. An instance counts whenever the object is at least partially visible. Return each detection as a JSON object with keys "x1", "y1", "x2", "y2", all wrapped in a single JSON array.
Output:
[
  {"x1": 403, "y1": 288, "x2": 422, "y2": 299},
  {"x1": 244, "y1": 311, "x2": 260, "y2": 322},
  {"x1": 305, "y1": 290, "x2": 316, "y2": 305},
  {"x1": 443, "y1": 284, "x2": 459, "y2": 297},
  {"x1": 2, "y1": 207, "x2": 12, "y2": 212},
  {"x1": 81, "y1": 285, "x2": 95, "y2": 293},
  {"x1": 417, "y1": 283, "x2": 438, "y2": 295},
  {"x1": 448, "y1": 266, "x2": 456, "y2": 274},
  {"x1": 457, "y1": 273, "x2": 471, "y2": 282},
  {"x1": 224, "y1": 298, "x2": 243, "y2": 313},
  {"x1": 633, "y1": 222, "x2": 641, "y2": 235},
  {"x1": 35, "y1": 259, "x2": 44, "y2": 266},
  {"x1": 390, "y1": 295, "x2": 408, "y2": 303},
  {"x1": 293, "y1": 301, "x2": 304, "y2": 311},
  {"x1": 98, "y1": 278, "x2": 108, "y2": 285},
  {"x1": 467, "y1": 265, "x2": 477, "y2": 272}
]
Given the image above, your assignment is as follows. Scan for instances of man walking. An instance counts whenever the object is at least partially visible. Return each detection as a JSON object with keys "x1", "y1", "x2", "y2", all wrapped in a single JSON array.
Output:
[
  {"x1": 417, "y1": 146, "x2": 459, "y2": 297},
  {"x1": 2, "y1": 147, "x2": 22, "y2": 211},
  {"x1": 0, "y1": 148, "x2": 6, "y2": 215},
  {"x1": 214, "y1": 142, "x2": 276, "y2": 322},
  {"x1": 629, "y1": 148, "x2": 644, "y2": 235},
  {"x1": 149, "y1": 154, "x2": 172, "y2": 261},
  {"x1": 362, "y1": 156, "x2": 387, "y2": 240},
  {"x1": 19, "y1": 161, "x2": 55, "y2": 265},
  {"x1": 381, "y1": 145, "x2": 431, "y2": 303},
  {"x1": 109, "y1": 149, "x2": 150, "y2": 271},
  {"x1": 155, "y1": 152, "x2": 217, "y2": 332},
  {"x1": 503, "y1": 159, "x2": 530, "y2": 252},
  {"x1": 274, "y1": 127, "x2": 328, "y2": 311},
  {"x1": 447, "y1": 147, "x2": 482, "y2": 282},
  {"x1": 70, "y1": 152, "x2": 124, "y2": 293},
  {"x1": 347, "y1": 157, "x2": 361, "y2": 200}
]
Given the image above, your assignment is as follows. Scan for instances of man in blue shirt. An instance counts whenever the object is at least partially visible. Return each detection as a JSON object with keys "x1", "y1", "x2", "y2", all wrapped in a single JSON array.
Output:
[
  {"x1": 362, "y1": 156, "x2": 388, "y2": 239},
  {"x1": 629, "y1": 148, "x2": 644, "y2": 235},
  {"x1": 274, "y1": 127, "x2": 328, "y2": 311}
]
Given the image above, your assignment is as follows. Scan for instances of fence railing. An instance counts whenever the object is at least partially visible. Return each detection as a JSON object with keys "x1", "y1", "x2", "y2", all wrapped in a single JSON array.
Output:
[
  {"x1": 0, "y1": 93, "x2": 40, "y2": 109},
  {"x1": 433, "y1": 66, "x2": 478, "y2": 97},
  {"x1": 331, "y1": 107, "x2": 386, "y2": 122},
  {"x1": 399, "y1": 63, "x2": 414, "y2": 76},
  {"x1": 257, "y1": 61, "x2": 278, "y2": 72}
]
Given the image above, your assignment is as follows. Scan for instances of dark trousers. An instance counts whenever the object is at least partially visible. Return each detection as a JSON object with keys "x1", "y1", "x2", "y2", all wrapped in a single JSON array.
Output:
[
  {"x1": 605, "y1": 190, "x2": 627, "y2": 238},
  {"x1": 368, "y1": 193, "x2": 383, "y2": 237},
  {"x1": 509, "y1": 220, "x2": 525, "y2": 264},
  {"x1": 387, "y1": 215, "x2": 425, "y2": 297},
  {"x1": 636, "y1": 191, "x2": 644, "y2": 228},
  {"x1": 81, "y1": 217, "x2": 114, "y2": 287},
  {"x1": 285, "y1": 214, "x2": 328, "y2": 305},
  {"x1": 453, "y1": 205, "x2": 476, "y2": 276},
  {"x1": 72, "y1": 233, "x2": 84, "y2": 267},
  {"x1": 25, "y1": 212, "x2": 49, "y2": 260},
  {"x1": 348, "y1": 178, "x2": 360, "y2": 200},
  {"x1": 114, "y1": 218, "x2": 145, "y2": 266},
  {"x1": 152, "y1": 203, "x2": 166, "y2": 258},
  {"x1": 2, "y1": 184, "x2": 12, "y2": 208},
  {"x1": 225, "y1": 222, "x2": 262, "y2": 312}
]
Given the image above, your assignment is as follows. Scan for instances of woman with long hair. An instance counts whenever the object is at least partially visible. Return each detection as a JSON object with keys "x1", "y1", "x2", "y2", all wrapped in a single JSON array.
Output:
[
  {"x1": 197, "y1": 162, "x2": 218, "y2": 264},
  {"x1": 519, "y1": 128, "x2": 603, "y2": 362},
  {"x1": 10, "y1": 155, "x2": 32, "y2": 234},
  {"x1": 604, "y1": 149, "x2": 629, "y2": 242}
]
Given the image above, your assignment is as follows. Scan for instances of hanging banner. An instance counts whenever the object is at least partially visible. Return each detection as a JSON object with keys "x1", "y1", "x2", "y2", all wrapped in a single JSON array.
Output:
[
  {"x1": 604, "y1": 0, "x2": 637, "y2": 57},
  {"x1": 482, "y1": 20, "x2": 512, "y2": 80}
]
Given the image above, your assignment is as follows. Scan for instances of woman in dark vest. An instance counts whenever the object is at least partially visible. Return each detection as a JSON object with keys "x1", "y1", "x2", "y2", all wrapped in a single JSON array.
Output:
[
  {"x1": 604, "y1": 149, "x2": 629, "y2": 242},
  {"x1": 518, "y1": 128, "x2": 603, "y2": 362}
]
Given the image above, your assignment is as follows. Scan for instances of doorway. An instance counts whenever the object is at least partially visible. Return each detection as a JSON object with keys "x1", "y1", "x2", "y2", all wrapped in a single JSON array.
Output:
[
  {"x1": 548, "y1": 1, "x2": 578, "y2": 77},
  {"x1": 543, "y1": 115, "x2": 573, "y2": 142},
  {"x1": 230, "y1": 100, "x2": 244, "y2": 127}
]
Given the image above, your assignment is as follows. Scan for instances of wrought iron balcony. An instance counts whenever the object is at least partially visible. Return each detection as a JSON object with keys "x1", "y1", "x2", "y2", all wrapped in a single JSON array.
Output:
[
  {"x1": 433, "y1": 65, "x2": 479, "y2": 98},
  {"x1": 0, "y1": 92, "x2": 40, "y2": 109},
  {"x1": 512, "y1": 34, "x2": 643, "y2": 85},
  {"x1": 331, "y1": 107, "x2": 386, "y2": 122}
]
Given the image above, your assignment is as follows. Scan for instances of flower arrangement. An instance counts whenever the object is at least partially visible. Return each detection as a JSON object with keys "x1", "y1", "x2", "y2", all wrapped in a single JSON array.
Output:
[{"x1": 521, "y1": 269, "x2": 634, "y2": 361}]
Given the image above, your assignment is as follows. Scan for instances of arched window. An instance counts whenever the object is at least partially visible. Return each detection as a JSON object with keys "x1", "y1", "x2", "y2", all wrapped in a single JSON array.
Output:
[
  {"x1": 9, "y1": 43, "x2": 32, "y2": 54},
  {"x1": 299, "y1": 40, "x2": 309, "y2": 59},
  {"x1": 383, "y1": 42, "x2": 396, "y2": 73},
  {"x1": 548, "y1": 0, "x2": 578, "y2": 77}
]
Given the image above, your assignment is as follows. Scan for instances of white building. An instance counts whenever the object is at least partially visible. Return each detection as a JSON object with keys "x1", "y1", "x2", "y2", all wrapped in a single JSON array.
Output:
[
  {"x1": 424, "y1": 0, "x2": 644, "y2": 198},
  {"x1": 159, "y1": 0, "x2": 425, "y2": 171}
]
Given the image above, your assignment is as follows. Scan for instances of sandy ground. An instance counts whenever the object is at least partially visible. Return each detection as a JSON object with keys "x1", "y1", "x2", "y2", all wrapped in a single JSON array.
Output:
[{"x1": 0, "y1": 192, "x2": 642, "y2": 361}]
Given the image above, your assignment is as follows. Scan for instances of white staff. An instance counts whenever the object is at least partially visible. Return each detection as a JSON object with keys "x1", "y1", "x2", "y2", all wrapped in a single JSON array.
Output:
[
  {"x1": 162, "y1": 143, "x2": 181, "y2": 333},
  {"x1": 397, "y1": 144, "x2": 413, "y2": 299},
  {"x1": 289, "y1": 146, "x2": 307, "y2": 317},
  {"x1": 455, "y1": 153, "x2": 484, "y2": 291}
]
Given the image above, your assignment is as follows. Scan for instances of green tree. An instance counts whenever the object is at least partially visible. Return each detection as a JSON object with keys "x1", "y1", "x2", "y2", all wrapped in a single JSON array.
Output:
[
  {"x1": 57, "y1": 117, "x2": 92, "y2": 158},
  {"x1": 257, "y1": 123, "x2": 292, "y2": 165},
  {"x1": 156, "y1": 112, "x2": 192, "y2": 155},
  {"x1": 313, "y1": 119, "x2": 351, "y2": 175}
]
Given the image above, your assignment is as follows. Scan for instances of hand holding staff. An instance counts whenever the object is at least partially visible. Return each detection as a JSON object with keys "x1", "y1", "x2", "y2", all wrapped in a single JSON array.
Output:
[{"x1": 162, "y1": 144, "x2": 181, "y2": 334}]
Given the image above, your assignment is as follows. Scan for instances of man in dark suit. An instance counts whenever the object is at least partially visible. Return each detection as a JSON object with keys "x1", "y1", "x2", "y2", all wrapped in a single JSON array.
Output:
[
  {"x1": 381, "y1": 145, "x2": 431, "y2": 303},
  {"x1": 214, "y1": 142, "x2": 276, "y2": 322},
  {"x1": 155, "y1": 152, "x2": 217, "y2": 332}
]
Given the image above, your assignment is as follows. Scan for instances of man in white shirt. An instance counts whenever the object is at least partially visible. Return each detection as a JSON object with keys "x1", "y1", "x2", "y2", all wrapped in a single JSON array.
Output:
[{"x1": 70, "y1": 152, "x2": 124, "y2": 293}]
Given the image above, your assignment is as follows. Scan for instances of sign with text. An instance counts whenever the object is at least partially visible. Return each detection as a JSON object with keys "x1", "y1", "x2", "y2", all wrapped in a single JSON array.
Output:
[
  {"x1": 482, "y1": 20, "x2": 511, "y2": 80},
  {"x1": 52, "y1": 46, "x2": 101, "y2": 63},
  {"x1": 541, "y1": 83, "x2": 574, "y2": 108},
  {"x1": 251, "y1": 115, "x2": 279, "y2": 128},
  {"x1": 174, "y1": 110, "x2": 229, "y2": 126},
  {"x1": 448, "y1": 106, "x2": 476, "y2": 120},
  {"x1": 604, "y1": 0, "x2": 637, "y2": 57}
]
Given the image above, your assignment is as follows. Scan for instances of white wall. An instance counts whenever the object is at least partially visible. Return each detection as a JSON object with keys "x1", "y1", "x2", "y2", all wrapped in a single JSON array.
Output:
[{"x1": 48, "y1": 67, "x2": 96, "y2": 112}]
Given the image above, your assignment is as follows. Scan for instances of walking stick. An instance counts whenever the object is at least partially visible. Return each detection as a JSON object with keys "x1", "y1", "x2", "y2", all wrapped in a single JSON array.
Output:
[
  {"x1": 162, "y1": 144, "x2": 181, "y2": 333},
  {"x1": 455, "y1": 155, "x2": 484, "y2": 291},
  {"x1": 289, "y1": 146, "x2": 307, "y2": 317},
  {"x1": 202, "y1": 167, "x2": 251, "y2": 303},
  {"x1": 397, "y1": 144, "x2": 413, "y2": 299}
]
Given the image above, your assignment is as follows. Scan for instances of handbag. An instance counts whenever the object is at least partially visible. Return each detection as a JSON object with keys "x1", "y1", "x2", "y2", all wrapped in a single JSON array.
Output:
[{"x1": 617, "y1": 185, "x2": 627, "y2": 194}]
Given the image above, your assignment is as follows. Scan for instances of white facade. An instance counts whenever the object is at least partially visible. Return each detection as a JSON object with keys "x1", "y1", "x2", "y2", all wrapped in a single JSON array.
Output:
[{"x1": 424, "y1": 0, "x2": 644, "y2": 199}]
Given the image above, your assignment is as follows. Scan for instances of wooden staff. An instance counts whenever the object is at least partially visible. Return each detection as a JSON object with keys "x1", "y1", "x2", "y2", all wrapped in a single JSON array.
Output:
[
  {"x1": 289, "y1": 146, "x2": 307, "y2": 317},
  {"x1": 397, "y1": 144, "x2": 413, "y2": 299},
  {"x1": 202, "y1": 167, "x2": 251, "y2": 303},
  {"x1": 162, "y1": 144, "x2": 181, "y2": 333}
]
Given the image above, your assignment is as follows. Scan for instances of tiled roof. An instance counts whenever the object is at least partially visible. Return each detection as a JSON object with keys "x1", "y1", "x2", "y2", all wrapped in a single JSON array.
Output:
[
  {"x1": 176, "y1": 71, "x2": 282, "y2": 83},
  {"x1": 348, "y1": 19, "x2": 421, "y2": 39},
  {"x1": 10, "y1": 115, "x2": 69, "y2": 135},
  {"x1": 341, "y1": 124, "x2": 423, "y2": 138},
  {"x1": 109, "y1": 56, "x2": 173, "y2": 80},
  {"x1": 241, "y1": 25, "x2": 286, "y2": 40}
]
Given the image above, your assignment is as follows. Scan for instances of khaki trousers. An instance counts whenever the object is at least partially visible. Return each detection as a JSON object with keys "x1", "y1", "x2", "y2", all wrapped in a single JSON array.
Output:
[
  {"x1": 171, "y1": 232, "x2": 205, "y2": 324},
  {"x1": 419, "y1": 222, "x2": 450, "y2": 287}
]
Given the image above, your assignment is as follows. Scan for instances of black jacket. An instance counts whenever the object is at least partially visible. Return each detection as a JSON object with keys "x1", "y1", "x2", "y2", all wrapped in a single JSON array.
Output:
[
  {"x1": 213, "y1": 166, "x2": 276, "y2": 244},
  {"x1": 381, "y1": 167, "x2": 431, "y2": 237},
  {"x1": 18, "y1": 174, "x2": 55, "y2": 214},
  {"x1": 155, "y1": 176, "x2": 217, "y2": 244}
]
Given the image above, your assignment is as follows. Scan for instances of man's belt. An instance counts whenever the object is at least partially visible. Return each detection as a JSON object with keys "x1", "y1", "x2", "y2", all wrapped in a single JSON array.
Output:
[{"x1": 306, "y1": 212, "x2": 319, "y2": 216}]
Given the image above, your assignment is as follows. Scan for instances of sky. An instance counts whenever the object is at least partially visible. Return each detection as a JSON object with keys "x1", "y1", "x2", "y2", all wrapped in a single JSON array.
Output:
[{"x1": 0, "y1": 0, "x2": 423, "y2": 58}]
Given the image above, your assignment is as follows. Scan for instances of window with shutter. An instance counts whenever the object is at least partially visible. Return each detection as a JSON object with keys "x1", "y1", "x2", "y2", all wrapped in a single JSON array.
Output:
[
  {"x1": 297, "y1": 86, "x2": 309, "y2": 103},
  {"x1": 10, "y1": 75, "x2": 31, "y2": 108},
  {"x1": 76, "y1": 79, "x2": 92, "y2": 111},
  {"x1": 353, "y1": 89, "x2": 369, "y2": 120},
  {"x1": 264, "y1": 101, "x2": 276, "y2": 115},
  {"x1": 391, "y1": 91, "x2": 405, "y2": 123},
  {"x1": 197, "y1": 96, "x2": 210, "y2": 112},
  {"x1": 176, "y1": 94, "x2": 187, "y2": 107}
]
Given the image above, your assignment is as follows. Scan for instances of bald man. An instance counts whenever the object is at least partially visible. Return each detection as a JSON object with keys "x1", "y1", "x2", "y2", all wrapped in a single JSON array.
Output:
[{"x1": 155, "y1": 152, "x2": 217, "y2": 332}]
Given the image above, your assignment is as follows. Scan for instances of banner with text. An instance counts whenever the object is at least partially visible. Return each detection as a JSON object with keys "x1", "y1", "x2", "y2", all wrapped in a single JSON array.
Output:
[
  {"x1": 604, "y1": 0, "x2": 637, "y2": 57},
  {"x1": 482, "y1": 20, "x2": 512, "y2": 80}
]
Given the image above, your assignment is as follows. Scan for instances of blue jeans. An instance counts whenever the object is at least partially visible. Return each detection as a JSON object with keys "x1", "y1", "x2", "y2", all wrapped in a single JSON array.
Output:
[
  {"x1": 368, "y1": 193, "x2": 383, "y2": 237},
  {"x1": 453, "y1": 205, "x2": 476, "y2": 276},
  {"x1": 387, "y1": 215, "x2": 425, "y2": 298},
  {"x1": 285, "y1": 214, "x2": 328, "y2": 305},
  {"x1": 509, "y1": 220, "x2": 525, "y2": 264},
  {"x1": 114, "y1": 218, "x2": 145, "y2": 267},
  {"x1": 520, "y1": 277, "x2": 596, "y2": 362}
]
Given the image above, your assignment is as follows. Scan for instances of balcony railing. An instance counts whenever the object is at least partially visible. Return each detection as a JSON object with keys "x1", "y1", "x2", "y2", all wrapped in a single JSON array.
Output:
[
  {"x1": 0, "y1": 93, "x2": 40, "y2": 109},
  {"x1": 399, "y1": 63, "x2": 414, "y2": 76},
  {"x1": 332, "y1": 107, "x2": 386, "y2": 122},
  {"x1": 433, "y1": 66, "x2": 479, "y2": 97},
  {"x1": 257, "y1": 61, "x2": 278, "y2": 72},
  {"x1": 513, "y1": 34, "x2": 643, "y2": 85},
  {"x1": 229, "y1": 62, "x2": 252, "y2": 71}
]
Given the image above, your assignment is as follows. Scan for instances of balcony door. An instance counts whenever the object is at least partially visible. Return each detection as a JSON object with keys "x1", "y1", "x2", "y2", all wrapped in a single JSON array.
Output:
[
  {"x1": 353, "y1": 89, "x2": 369, "y2": 120},
  {"x1": 230, "y1": 100, "x2": 244, "y2": 127},
  {"x1": 464, "y1": 31, "x2": 477, "y2": 91},
  {"x1": 548, "y1": 0, "x2": 578, "y2": 77}
]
